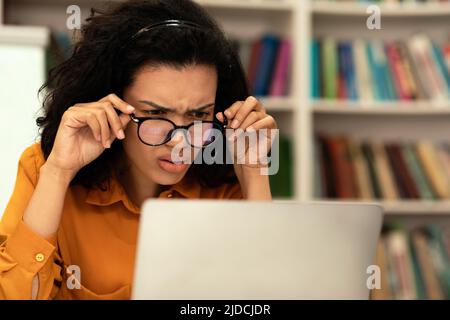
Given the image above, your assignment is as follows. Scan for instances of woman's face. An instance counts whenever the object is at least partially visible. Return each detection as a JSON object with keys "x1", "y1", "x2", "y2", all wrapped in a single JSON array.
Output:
[{"x1": 122, "y1": 64, "x2": 217, "y2": 186}]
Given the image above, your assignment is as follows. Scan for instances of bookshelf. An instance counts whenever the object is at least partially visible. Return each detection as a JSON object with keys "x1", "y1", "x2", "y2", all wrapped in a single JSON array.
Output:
[
  {"x1": 308, "y1": 1, "x2": 450, "y2": 299},
  {"x1": 3, "y1": 0, "x2": 450, "y2": 213},
  {"x1": 0, "y1": 23, "x2": 49, "y2": 214},
  {"x1": 307, "y1": 0, "x2": 450, "y2": 218}
]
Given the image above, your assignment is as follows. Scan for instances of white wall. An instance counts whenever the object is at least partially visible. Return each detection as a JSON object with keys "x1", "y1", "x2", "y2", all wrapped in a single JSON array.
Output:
[{"x1": 0, "y1": 26, "x2": 48, "y2": 218}]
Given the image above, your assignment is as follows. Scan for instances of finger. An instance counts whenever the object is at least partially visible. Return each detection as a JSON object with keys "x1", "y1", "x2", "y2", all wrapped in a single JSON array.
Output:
[
  {"x1": 223, "y1": 101, "x2": 243, "y2": 123},
  {"x1": 84, "y1": 113, "x2": 102, "y2": 142},
  {"x1": 103, "y1": 104, "x2": 126, "y2": 140},
  {"x1": 94, "y1": 110, "x2": 111, "y2": 148},
  {"x1": 100, "y1": 93, "x2": 135, "y2": 114},
  {"x1": 215, "y1": 112, "x2": 225, "y2": 123},
  {"x1": 119, "y1": 113, "x2": 132, "y2": 128},
  {"x1": 246, "y1": 115, "x2": 277, "y2": 132},
  {"x1": 231, "y1": 96, "x2": 265, "y2": 129},
  {"x1": 239, "y1": 111, "x2": 264, "y2": 131}
]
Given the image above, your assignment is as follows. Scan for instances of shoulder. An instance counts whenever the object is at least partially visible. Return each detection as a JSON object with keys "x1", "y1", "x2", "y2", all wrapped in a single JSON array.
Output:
[
  {"x1": 17, "y1": 141, "x2": 46, "y2": 186},
  {"x1": 0, "y1": 142, "x2": 46, "y2": 236}
]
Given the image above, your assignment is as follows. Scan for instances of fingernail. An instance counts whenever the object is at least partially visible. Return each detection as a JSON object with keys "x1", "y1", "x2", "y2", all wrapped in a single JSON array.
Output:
[
  {"x1": 246, "y1": 126, "x2": 255, "y2": 132},
  {"x1": 105, "y1": 141, "x2": 111, "y2": 149},
  {"x1": 117, "y1": 129, "x2": 125, "y2": 139},
  {"x1": 231, "y1": 119, "x2": 239, "y2": 129},
  {"x1": 126, "y1": 105, "x2": 135, "y2": 112}
]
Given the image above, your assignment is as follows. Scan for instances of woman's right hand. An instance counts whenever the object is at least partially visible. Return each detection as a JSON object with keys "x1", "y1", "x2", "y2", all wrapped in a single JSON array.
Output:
[{"x1": 46, "y1": 93, "x2": 135, "y2": 179}]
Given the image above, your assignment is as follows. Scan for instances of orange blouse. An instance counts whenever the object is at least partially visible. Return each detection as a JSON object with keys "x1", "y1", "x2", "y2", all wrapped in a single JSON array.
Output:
[{"x1": 0, "y1": 142, "x2": 242, "y2": 299}]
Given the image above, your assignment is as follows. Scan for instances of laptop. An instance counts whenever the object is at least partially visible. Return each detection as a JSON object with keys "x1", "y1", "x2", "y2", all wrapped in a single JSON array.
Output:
[{"x1": 132, "y1": 200, "x2": 383, "y2": 300}]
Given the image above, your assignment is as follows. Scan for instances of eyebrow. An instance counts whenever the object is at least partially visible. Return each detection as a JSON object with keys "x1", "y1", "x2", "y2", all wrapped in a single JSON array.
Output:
[{"x1": 138, "y1": 100, "x2": 215, "y2": 112}]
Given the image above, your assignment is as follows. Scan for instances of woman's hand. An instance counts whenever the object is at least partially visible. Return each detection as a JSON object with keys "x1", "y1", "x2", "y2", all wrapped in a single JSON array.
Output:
[
  {"x1": 216, "y1": 96, "x2": 277, "y2": 200},
  {"x1": 46, "y1": 93, "x2": 135, "y2": 179}
]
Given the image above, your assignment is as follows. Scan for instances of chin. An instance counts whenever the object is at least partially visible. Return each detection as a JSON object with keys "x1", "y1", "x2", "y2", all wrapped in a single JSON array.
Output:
[
  {"x1": 151, "y1": 166, "x2": 189, "y2": 186},
  {"x1": 154, "y1": 174, "x2": 184, "y2": 186}
]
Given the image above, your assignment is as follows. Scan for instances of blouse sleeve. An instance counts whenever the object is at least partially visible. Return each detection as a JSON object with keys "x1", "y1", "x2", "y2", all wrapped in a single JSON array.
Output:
[{"x1": 0, "y1": 143, "x2": 62, "y2": 299}]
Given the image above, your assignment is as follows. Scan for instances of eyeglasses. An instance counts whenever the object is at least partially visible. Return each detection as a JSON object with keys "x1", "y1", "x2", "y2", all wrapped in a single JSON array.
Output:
[{"x1": 130, "y1": 114, "x2": 225, "y2": 148}]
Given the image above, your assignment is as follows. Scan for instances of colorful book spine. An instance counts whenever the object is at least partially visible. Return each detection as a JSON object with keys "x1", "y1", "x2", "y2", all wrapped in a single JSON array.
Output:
[
  {"x1": 253, "y1": 34, "x2": 280, "y2": 97},
  {"x1": 270, "y1": 38, "x2": 291, "y2": 96}
]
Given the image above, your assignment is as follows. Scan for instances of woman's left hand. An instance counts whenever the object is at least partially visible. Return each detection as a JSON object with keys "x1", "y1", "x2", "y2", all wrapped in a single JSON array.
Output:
[{"x1": 216, "y1": 96, "x2": 277, "y2": 200}]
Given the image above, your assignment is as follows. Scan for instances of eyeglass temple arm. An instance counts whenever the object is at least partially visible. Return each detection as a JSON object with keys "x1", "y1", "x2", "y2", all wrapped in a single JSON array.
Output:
[{"x1": 222, "y1": 112, "x2": 228, "y2": 129}]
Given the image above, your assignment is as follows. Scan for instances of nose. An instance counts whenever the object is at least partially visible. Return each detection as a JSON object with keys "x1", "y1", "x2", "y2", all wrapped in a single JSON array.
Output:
[{"x1": 166, "y1": 129, "x2": 188, "y2": 148}]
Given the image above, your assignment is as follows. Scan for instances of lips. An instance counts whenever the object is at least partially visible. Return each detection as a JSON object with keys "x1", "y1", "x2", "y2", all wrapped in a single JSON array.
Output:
[
  {"x1": 157, "y1": 155, "x2": 188, "y2": 173},
  {"x1": 158, "y1": 155, "x2": 184, "y2": 164}
]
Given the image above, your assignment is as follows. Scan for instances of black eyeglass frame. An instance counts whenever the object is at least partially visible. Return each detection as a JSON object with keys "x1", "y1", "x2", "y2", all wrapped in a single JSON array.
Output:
[{"x1": 130, "y1": 113, "x2": 227, "y2": 148}]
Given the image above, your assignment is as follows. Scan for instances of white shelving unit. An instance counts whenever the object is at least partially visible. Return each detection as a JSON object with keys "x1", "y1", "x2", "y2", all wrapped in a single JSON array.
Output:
[
  {"x1": 307, "y1": 0, "x2": 450, "y2": 223},
  {"x1": 0, "y1": 23, "x2": 49, "y2": 215},
  {"x1": 3, "y1": 0, "x2": 450, "y2": 220}
]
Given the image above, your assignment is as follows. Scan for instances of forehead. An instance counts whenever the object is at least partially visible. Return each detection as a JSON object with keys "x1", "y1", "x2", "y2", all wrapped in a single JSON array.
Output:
[{"x1": 127, "y1": 64, "x2": 217, "y2": 110}]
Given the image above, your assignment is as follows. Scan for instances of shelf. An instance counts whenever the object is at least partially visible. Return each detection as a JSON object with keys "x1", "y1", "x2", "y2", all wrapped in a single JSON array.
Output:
[
  {"x1": 259, "y1": 96, "x2": 296, "y2": 112},
  {"x1": 311, "y1": 1, "x2": 450, "y2": 17},
  {"x1": 0, "y1": 25, "x2": 49, "y2": 47},
  {"x1": 312, "y1": 100, "x2": 450, "y2": 116},
  {"x1": 279, "y1": 198, "x2": 450, "y2": 215},
  {"x1": 197, "y1": 0, "x2": 295, "y2": 11},
  {"x1": 382, "y1": 201, "x2": 450, "y2": 216},
  {"x1": 313, "y1": 198, "x2": 450, "y2": 216}
]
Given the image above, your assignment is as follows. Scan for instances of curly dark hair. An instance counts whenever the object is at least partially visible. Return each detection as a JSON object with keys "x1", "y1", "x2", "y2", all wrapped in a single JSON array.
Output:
[{"x1": 37, "y1": 0, "x2": 250, "y2": 190}]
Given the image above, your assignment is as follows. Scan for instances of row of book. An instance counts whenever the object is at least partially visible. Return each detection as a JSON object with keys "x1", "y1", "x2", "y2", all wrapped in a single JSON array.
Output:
[
  {"x1": 315, "y1": 135, "x2": 450, "y2": 200},
  {"x1": 50, "y1": 31, "x2": 293, "y2": 98},
  {"x1": 371, "y1": 224, "x2": 450, "y2": 300},
  {"x1": 269, "y1": 135, "x2": 293, "y2": 198},
  {"x1": 311, "y1": 34, "x2": 450, "y2": 102},
  {"x1": 231, "y1": 35, "x2": 292, "y2": 97}
]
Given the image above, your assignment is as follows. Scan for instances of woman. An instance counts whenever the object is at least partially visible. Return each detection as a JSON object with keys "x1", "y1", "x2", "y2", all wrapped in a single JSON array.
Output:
[{"x1": 0, "y1": 0, "x2": 276, "y2": 299}]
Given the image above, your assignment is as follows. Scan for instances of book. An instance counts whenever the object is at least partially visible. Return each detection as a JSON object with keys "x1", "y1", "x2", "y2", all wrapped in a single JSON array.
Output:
[
  {"x1": 372, "y1": 142, "x2": 399, "y2": 200},
  {"x1": 347, "y1": 138, "x2": 374, "y2": 199},
  {"x1": 411, "y1": 229, "x2": 445, "y2": 299},
  {"x1": 311, "y1": 39, "x2": 321, "y2": 99},
  {"x1": 353, "y1": 39, "x2": 374, "y2": 102},
  {"x1": 269, "y1": 38, "x2": 291, "y2": 96},
  {"x1": 253, "y1": 34, "x2": 280, "y2": 96},
  {"x1": 322, "y1": 37, "x2": 338, "y2": 99},
  {"x1": 385, "y1": 229, "x2": 418, "y2": 299},
  {"x1": 402, "y1": 143, "x2": 436, "y2": 200},
  {"x1": 371, "y1": 237, "x2": 393, "y2": 300},
  {"x1": 269, "y1": 135, "x2": 293, "y2": 198},
  {"x1": 416, "y1": 141, "x2": 450, "y2": 199}
]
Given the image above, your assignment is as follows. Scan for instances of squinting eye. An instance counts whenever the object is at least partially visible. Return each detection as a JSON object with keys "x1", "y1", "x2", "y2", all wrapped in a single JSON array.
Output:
[
  {"x1": 144, "y1": 109, "x2": 165, "y2": 116},
  {"x1": 189, "y1": 111, "x2": 209, "y2": 119}
]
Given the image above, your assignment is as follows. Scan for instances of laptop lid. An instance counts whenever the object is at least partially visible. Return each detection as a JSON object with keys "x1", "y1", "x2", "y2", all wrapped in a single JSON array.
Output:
[{"x1": 132, "y1": 200, "x2": 383, "y2": 299}]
